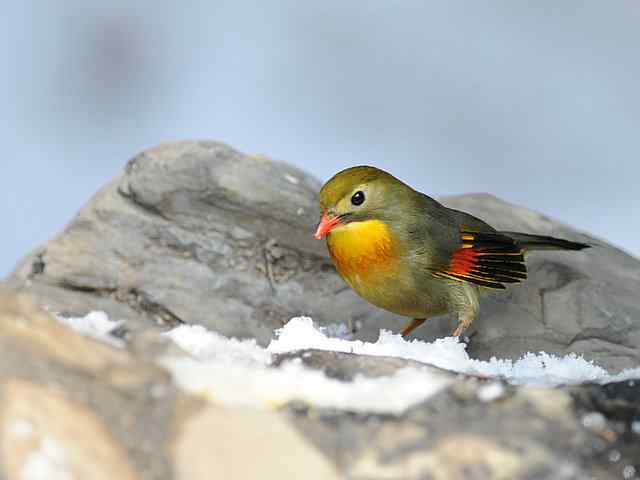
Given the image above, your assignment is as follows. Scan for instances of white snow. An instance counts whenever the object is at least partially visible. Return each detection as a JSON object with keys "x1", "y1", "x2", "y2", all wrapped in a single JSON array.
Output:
[
  {"x1": 9, "y1": 419, "x2": 34, "y2": 439},
  {"x1": 623, "y1": 465, "x2": 637, "y2": 480},
  {"x1": 54, "y1": 311, "x2": 124, "y2": 348},
  {"x1": 55, "y1": 312, "x2": 640, "y2": 414},
  {"x1": 268, "y1": 317, "x2": 640, "y2": 386},
  {"x1": 166, "y1": 324, "x2": 271, "y2": 366},
  {"x1": 161, "y1": 323, "x2": 451, "y2": 413},
  {"x1": 20, "y1": 437, "x2": 72, "y2": 480},
  {"x1": 581, "y1": 412, "x2": 607, "y2": 432},
  {"x1": 476, "y1": 382, "x2": 506, "y2": 402},
  {"x1": 283, "y1": 173, "x2": 299, "y2": 184},
  {"x1": 162, "y1": 355, "x2": 451, "y2": 413}
]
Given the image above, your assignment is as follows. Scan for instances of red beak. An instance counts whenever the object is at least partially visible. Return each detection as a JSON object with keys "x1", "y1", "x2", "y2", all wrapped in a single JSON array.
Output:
[{"x1": 314, "y1": 213, "x2": 341, "y2": 239}]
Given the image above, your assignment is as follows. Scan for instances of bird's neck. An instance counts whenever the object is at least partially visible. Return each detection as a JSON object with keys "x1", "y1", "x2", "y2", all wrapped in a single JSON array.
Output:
[{"x1": 327, "y1": 219, "x2": 398, "y2": 280}]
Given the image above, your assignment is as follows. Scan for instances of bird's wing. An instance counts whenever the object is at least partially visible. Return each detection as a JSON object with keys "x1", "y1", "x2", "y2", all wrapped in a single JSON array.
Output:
[{"x1": 433, "y1": 230, "x2": 528, "y2": 289}]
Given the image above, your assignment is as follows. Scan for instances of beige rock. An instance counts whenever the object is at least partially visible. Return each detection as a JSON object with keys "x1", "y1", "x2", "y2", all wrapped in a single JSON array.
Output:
[
  {"x1": 173, "y1": 406, "x2": 340, "y2": 480},
  {"x1": 0, "y1": 291, "x2": 130, "y2": 372},
  {"x1": 0, "y1": 291, "x2": 165, "y2": 389},
  {"x1": 517, "y1": 387, "x2": 575, "y2": 427},
  {"x1": 0, "y1": 379, "x2": 140, "y2": 480},
  {"x1": 353, "y1": 434, "x2": 523, "y2": 480}
]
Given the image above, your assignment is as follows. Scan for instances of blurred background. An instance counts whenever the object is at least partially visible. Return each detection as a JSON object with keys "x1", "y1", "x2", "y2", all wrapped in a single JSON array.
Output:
[{"x1": 1, "y1": 1, "x2": 639, "y2": 277}]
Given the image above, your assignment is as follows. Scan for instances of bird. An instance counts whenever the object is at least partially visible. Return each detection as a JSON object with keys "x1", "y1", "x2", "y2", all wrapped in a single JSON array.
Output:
[{"x1": 314, "y1": 166, "x2": 590, "y2": 338}]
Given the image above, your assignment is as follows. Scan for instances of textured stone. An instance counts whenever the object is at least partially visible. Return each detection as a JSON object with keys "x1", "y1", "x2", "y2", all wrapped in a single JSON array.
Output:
[
  {"x1": 351, "y1": 435, "x2": 523, "y2": 480},
  {"x1": 0, "y1": 291, "x2": 178, "y2": 480},
  {"x1": 0, "y1": 290, "x2": 133, "y2": 373},
  {"x1": 272, "y1": 349, "x2": 431, "y2": 381},
  {"x1": 172, "y1": 405, "x2": 340, "y2": 480},
  {"x1": 284, "y1": 349, "x2": 639, "y2": 480},
  {"x1": 0, "y1": 379, "x2": 140, "y2": 480}
]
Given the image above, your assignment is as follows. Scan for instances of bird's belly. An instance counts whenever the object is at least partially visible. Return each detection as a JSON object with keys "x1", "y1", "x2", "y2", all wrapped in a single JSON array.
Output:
[{"x1": 345, "y1": 270, "x2": 448, "y2": 319}]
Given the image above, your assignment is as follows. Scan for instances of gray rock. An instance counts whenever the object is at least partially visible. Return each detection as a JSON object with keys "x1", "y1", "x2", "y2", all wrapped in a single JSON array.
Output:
[
  {"x1": 272, "y1": 349, "x2": 432, "y2": 382},
  {"x1": 6, "y1": 140, "x2": 640, "y2": 371},
  {"x1": 283, "y1": 349, "x2": 640, "y2": 480}
]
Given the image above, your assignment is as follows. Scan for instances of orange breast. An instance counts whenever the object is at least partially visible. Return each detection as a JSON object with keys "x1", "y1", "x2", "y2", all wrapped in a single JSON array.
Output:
[{"x1": 327, "y1": 220, "x2": 398, "y2": 281}]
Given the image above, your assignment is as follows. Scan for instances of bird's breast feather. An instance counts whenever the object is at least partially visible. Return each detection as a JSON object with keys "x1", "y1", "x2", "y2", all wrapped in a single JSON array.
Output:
[{"x1": 327, "y1": 220, "x2": 399, "y2": 279}]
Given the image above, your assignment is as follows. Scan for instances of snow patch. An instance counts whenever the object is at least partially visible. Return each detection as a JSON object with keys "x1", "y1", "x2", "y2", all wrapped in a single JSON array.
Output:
[
  {"x1": 54, "y1": 311, "x2": 124, "y2": 347},
  {"x1": 161, "y1": 323, "x2": 450, "y2": 413},
  {"x1": 9, "y1": 419, "x2": 34, "y2": 439},
  {"x1": 269, "y1": 317, "x2": 640, "y2": 386},
  {"x1": 161, "y1": 356, "x2": 450, "y2": 413},
  {"x1": 165, "y1": 324, "x2": 271, "y2": 366},
  {"x1": 476, "y1": 382, "x2": 506, "y2": 402},
  {"x1": 20, "y1": 437, "x2": 72, "y2": 480},
  {"x1": 283, "y1": 173, "x2": 299, "y2": 184},
  {"x1": 54, "y1": 312, "x2": 640, "y2": 414}
]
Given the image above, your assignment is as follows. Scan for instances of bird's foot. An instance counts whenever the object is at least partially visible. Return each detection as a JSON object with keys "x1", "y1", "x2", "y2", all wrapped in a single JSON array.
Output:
[{"x1": 458, "y1": 330, "x2": 477, "y2": 347}]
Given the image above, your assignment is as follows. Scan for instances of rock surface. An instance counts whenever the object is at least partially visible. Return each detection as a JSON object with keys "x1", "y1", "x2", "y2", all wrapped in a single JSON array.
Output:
[
  {"x1": 0, "y1": 289, "x2": 638, "y2": 480},
  {"x1": 173, "y1": 406, "x2": 340, "y2": 480},
  {"x1": 6, "y1": 140, "x2": 640, "y2": 371},
  {"x1": 285, "y1": 350, "x2": 640, "y2": 480},
  {"x1": 0, "y1": 290, "x2": 177, "y2": 480}
]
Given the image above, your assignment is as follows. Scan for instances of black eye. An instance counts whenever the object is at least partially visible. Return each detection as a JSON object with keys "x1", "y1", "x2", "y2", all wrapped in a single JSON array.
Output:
[{"x1": 351, "y1": 191, "x2": 365, "y2": 206}]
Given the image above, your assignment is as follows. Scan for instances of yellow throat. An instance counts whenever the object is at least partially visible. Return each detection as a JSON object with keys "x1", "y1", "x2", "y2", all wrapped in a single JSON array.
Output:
[{"x1": 326, "y1": 219, "x2": 398, "y2": 280}]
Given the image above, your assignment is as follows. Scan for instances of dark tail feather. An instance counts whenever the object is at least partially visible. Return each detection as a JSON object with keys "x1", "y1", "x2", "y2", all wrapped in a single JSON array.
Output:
[{"x1": 501, "y1": 232, "x2": 590, "y2": 252}]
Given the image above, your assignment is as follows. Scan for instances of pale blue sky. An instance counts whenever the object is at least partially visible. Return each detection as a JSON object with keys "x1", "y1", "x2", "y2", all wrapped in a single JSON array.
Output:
[{"x1": 2, "y1": 1, "x2": 639, "y2": 277}]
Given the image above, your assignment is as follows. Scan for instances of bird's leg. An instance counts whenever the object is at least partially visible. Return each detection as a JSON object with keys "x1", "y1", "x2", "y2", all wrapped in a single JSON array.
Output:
[
  {"x1": 451, "y1": 283, "x2": 479, "y2": 338},
  {"x1": 452, "y1": 310, "x2": 476, "y2": 337},
  {"x1": 400, "y1": 318, "x2": 426, "y2": 338}
]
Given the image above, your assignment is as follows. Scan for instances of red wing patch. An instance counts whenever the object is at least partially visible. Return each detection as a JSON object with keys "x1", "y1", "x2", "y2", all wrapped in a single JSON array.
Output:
[{"x1": 434, "y1": 231, "x2": 527, "y2": 289}]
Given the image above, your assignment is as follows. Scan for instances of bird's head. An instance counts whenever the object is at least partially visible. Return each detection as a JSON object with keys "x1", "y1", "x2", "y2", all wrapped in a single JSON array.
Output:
[{"x1": 314, "y1": 166, "x2": 412, "y2": 239}]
